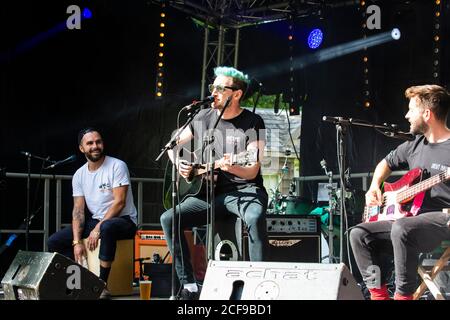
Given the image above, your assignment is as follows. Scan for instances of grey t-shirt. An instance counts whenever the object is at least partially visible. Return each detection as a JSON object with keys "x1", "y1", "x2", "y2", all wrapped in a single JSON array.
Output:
[{"x1": 385, "y1": 135, "x2": 450, "y2": 213}]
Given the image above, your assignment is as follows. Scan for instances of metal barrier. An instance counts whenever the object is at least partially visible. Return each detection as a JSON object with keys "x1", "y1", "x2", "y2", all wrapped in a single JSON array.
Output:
[
  {"x1": 1, "y1": 170, "x2": 408, "y2": 251},
  {"x1": 1, "y1": 172, "x2": 164, "y2": 251},
  {"x1": 293, "y1": 170, "x2": 407, "y2": 192}
]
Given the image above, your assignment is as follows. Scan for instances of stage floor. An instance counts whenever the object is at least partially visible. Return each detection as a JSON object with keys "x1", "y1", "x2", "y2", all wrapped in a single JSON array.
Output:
[{"x1": 0, "y1": 284, "x2": 171, "y2": 300}]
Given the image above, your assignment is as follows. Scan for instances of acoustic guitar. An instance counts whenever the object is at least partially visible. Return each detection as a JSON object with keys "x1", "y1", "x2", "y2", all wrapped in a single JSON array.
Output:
[{"x1": 163, "y1": 149, "x2": 258, "y2": 210}]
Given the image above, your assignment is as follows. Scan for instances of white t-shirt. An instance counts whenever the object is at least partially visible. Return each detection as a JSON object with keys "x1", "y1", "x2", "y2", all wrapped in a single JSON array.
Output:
[{"x1": 72, "y1": 156, "x2": 137, "y2": 224}]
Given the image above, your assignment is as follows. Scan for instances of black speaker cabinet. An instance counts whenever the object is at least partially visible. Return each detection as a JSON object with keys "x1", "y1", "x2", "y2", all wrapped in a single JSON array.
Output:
[{"x1": 1, "y1": 251, "x2": 105, "y2": 300}]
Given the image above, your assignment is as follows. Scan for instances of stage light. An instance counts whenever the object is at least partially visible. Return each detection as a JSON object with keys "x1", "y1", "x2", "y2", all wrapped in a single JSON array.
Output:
[
  {"x1": 158, "y1": 72, "x2": 163, "y2": 77},
  {"x1": 160, "y1": 23, "x2": 165, "y2": 28},
  {"x1": 436, "y1": 0, "x2": 440, "y2": 4},
  {"x1": 434, "y1": 35, "x2": 440, "y2": 41},
  {"x1": 159, "y1": 42, "x2": 164, "y2": 47},
  {"x1": 307, "y1": 29, "x2": 323, "y2": 49},
  {"x1": 289, "y1": 104, "x2": 300, "y2": 116},
  {"x1": 82, "y1": 8, "x2": 92, "y2": 19},
  {"x1": 158, "y1": 62, "x2": 163, "y2": 67},
  {"x1": 161, "y1": 13, "x2": 166, "y2": 18},
  {"x1": 436, "y1": 11, "x2": 440, "y2": 17},
  {"x1": 159, "y1": 52, "x2": 164, "y2": 57},
  {"x1": 391, "y1": 28, "x2": 401, "y2": 40},
  {"x1": 156, "y1": 92, "x2": 162, "y2": 97},
  {"x1": 363, "y1": 56, "x2": 368, "y2": 62},
  {"x1": 160, "y1": 33, "x2": 165, "y2": 38},
  {"x1": 157, "y1": 82, "x2": 162, "y2": 87},
  {"x1": 364, "y1": 101, "x2": 370, "y2": 108},
  {"x1": 288, "y1": 35, "x2": 293, "y2": 41}
]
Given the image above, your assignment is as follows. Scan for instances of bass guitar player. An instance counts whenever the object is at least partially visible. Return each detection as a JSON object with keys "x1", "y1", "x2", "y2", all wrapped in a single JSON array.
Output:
[{"x1": 350, "y1": 84, "x2": 450, "y2": 300}]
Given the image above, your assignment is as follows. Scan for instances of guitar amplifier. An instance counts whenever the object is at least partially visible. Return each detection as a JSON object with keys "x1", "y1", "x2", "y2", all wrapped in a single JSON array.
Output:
[
  {"x1": 214, "y1": 214, "x2": 321, "y2": 263},
  {"x1": 134, "y1": 230, "x2": 204, "y2": 281},
  {"x1": 260, "y1": 214, "x2": 321, "y2": 263}
]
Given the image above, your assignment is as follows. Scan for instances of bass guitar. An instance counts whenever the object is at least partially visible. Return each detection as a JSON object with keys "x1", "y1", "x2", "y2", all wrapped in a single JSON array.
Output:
[
  {"x1": 163, "y1": 149, "x2": 258, "y2": 210},
  {"x1": 363, "y1": 167, "x2": 450, "y2": 222}
]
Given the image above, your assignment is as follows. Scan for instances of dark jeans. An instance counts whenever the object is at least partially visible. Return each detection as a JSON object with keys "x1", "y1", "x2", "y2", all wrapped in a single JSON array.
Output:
[
  {"x1": 349, "y1": 211, "x2": 450, "y2": 295},
  {"x1": 160, "y1": 185, "x2": 268, "y2": 285},
  {"x1": 47, "y1": 215, "x2": 137, "y2": 262}
]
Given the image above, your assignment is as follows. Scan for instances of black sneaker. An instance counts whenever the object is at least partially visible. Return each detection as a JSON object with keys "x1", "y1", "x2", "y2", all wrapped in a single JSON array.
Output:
[
  {"x1": 99, "y1": 288, "x2": 112, "y2": 300},
  {"x1": 179, "y1": 288, "x2": 200, "y2": 300}
]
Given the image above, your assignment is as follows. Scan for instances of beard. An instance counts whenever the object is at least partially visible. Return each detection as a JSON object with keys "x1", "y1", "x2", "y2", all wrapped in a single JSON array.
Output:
[
  {"x1": 410, "y1": 120, "x2": 429, "y2": 135},
  {"x1": 85, "y1": 150, "x2": 104, "y2": 162}
]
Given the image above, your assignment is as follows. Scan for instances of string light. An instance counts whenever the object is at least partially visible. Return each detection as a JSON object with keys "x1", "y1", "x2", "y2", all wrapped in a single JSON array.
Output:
[
  {"x1": 432, "y1": 0, "x2": 442, "y2": 80},
  {"x1": 156, "y1": 6, "x2": 166, "y2": 99},
  {"x1": 361, "y1": 0, "x2": 370, "y2": 108},
  {"x1": 288, "y1": 16, "x2": 299, "y2": 115}
]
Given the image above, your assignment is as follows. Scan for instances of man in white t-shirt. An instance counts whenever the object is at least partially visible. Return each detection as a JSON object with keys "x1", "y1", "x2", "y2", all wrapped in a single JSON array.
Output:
[{"x1": 47, "y1": 128, "x2": 137, "y2": 299}]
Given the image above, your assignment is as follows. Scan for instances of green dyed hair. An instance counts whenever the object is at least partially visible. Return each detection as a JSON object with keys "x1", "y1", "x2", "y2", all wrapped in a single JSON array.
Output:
[{"x1": 214, "y1": 66, "x2": 250, "y2": 94}]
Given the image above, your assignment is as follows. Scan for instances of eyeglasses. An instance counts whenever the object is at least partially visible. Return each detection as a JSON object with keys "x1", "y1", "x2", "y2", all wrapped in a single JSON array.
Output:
[{"x1": 208, "y1": 84, "x2": 238, "y2": 94}]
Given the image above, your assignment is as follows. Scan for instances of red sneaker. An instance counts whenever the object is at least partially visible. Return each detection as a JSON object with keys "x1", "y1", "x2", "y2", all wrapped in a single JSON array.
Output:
[
  {"x1": 394, "y1": 292, "x2": 413, "y2": 300},
  {"x1": 369, "y1": 284, "x2": 391, "y2": 300}
]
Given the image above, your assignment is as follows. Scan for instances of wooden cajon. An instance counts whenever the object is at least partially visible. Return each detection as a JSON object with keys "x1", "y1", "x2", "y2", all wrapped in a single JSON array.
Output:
[{"x1": 83, "y1": 238, "x2": 134, "y2": 296}]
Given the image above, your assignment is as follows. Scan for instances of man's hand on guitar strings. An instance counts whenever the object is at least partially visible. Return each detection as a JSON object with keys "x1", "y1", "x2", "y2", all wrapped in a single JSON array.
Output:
[{"x1": 365, "y1": 187, "x2": 383, "y2": 206}]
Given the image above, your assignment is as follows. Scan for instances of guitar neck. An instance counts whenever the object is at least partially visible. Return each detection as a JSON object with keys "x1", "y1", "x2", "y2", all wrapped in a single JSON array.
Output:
[{"x1": 397, "y1": 171, "x2": 449, "y2": 202}]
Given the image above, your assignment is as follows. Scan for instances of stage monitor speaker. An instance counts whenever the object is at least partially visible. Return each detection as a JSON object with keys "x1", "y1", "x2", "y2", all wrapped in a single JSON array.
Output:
[
  {"x1": 1, "y1": 251, "x2": 105, "y2": 300},
  {"x1": 200, "y1": 260, "x2": 364, "y2": 300}
]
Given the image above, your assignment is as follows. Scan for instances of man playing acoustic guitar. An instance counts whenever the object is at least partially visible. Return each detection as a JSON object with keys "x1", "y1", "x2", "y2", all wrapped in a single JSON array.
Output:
[
  {"x1": 350, "y1": 84, "x2": 450, "y2": 300},
  {"x1": 160, "y1": 66, "x2": 268, "y2": 300}
]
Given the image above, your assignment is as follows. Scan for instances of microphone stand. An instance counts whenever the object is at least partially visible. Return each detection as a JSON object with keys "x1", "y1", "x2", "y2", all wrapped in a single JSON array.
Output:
[
  {"x1": 336, "y1": 123, "x2": 347, "y2": 263},
  {"x1": 321, "y1": 161, "x2": 337, "y2": 263},
  {"x1": 20, "y1": 152, "x2": 53, "y2": 251},
  {"x1": 155, "y1": 106, "x2": 203, "y2": 300},
  {"x1": 204, "y1": 97, "x2": 232, "y2": 261},
  {"x1": 322, "y1": 117, "x2": 413, "y2": 264}
]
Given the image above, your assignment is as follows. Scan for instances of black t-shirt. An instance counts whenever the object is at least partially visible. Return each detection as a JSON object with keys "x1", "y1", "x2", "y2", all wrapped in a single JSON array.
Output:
[
  {"x1": 385, "y1": 135, "x2": 450, "y2": 213},
  {"x1": 188, "y1": 108, "x2": 266, "y2": 193}
]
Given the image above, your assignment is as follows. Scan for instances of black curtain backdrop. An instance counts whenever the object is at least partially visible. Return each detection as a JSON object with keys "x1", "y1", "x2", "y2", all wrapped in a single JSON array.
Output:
[{"x1": 0, "y1": 1, "x2": 449, "y2": 276}]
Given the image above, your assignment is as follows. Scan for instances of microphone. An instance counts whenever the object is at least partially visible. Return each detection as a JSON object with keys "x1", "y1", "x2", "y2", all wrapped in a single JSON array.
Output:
[
  {"x1": 383, "y1": 131, "x2": 414, "y2": 141},
  {"x1": 322, "y1": 116, "x2": 351, "y2": 124},
  {"x1": 382, "y1": 122, "x2": 402, "y2": 131},
  {"x1": 381, "y1": 122, "x2": 414, "y2": 141},
  {"x1": 182, "y1": 96, "x2": 214, "y2": 111},
  {"x1": 45, "y1": 155, "x2": 77, "y2": 169}
]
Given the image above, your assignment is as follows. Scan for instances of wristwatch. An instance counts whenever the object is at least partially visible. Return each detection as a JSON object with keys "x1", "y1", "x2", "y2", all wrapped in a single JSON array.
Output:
[{"x1": 72, "y1": 239, "x2": 83, "y2": 246}]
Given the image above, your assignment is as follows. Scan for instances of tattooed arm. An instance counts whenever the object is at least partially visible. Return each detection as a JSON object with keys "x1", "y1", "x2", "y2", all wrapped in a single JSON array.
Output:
[{"x1": 72, "y1": 196, "x2": 86, "y2": 263}]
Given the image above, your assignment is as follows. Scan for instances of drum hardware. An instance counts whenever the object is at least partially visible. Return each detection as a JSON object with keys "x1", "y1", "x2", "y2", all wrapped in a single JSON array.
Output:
[
  {"x1": 267, "y1": 150, "x2": 290, "y2": 214},
  {"x1": 320, "y1": 159, "x2": 339, "y2": 263}
]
